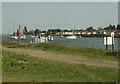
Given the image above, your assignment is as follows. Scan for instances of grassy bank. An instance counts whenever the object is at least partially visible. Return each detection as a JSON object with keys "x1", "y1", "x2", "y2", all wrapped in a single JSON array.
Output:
[
  {"x1": 2, "y1": 41, "x2": 119, "y2": 62},
  {"x1": 0, "y1": 47, "x2": 2, "y2": 81},
  {"x1": 2, "y1": 50, "x2": 118, "y2": 82}
]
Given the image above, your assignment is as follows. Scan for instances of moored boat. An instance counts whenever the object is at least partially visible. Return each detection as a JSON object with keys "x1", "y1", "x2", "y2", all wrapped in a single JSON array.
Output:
[
  {"x1": 48, "y1": 35, "x2": 54, "y2": 41},
  {"x1": 66, "y1": 35, "x2": 77, "y2": 40},
  {"x1": 21, "y1": 35, "x2": 26, "y2": 39}
]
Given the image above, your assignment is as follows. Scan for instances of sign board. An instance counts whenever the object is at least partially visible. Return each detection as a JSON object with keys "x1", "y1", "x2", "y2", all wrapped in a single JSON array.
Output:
[
  {"x1": 111, "y1": 32, "x2": 114, "y2": 37},
  {"x1": 104, "y1": 37, "x2": 114, "y2": 45}
]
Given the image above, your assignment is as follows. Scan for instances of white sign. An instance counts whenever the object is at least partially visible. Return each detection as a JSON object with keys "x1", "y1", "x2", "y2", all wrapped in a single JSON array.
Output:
[
  {"x1": 111, "y1": 32, "x2": 114, "y2": 37},
  {"x1": 104, "y1": 37, "x2": 114, "y2": 45}
]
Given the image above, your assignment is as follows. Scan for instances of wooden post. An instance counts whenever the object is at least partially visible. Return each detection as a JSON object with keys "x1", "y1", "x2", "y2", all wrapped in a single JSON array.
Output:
[
  {"x1": 106, "y1": 37, "x2": 108, "y2": 50},
  {"x1": 112, "y1": 36, "x2": 114, "y2": 50},
  {"x1": 45, "y1": 36, "x2": 46, "y2": 43},
  {"x1": 111, "y1": 32, "x2": 114, "y2": 50}
]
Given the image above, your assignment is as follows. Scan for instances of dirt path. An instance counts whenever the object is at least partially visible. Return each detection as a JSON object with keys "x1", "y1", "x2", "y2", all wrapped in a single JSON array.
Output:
[{"x1": 1, "y1": 46, "x2": 119, "y2": 69}]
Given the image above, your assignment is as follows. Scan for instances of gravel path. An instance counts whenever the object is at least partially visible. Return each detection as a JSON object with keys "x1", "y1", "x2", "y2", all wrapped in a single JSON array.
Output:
[{"x1": 2, "y1": 46, "x2": 119, "y2": 69}]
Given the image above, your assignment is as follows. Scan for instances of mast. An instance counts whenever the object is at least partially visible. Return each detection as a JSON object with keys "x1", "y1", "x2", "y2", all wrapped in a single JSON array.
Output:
[
  {"x1": 73, "y1": 25, "x2": 75, "y2": 35},
  {"x1": 109, "y1": 19, "x2": 111, "y2": 34},
  {"x1": 13, "y1": 22, "x2": 15, "y2": 35},
  {"x1": 50, "y1": 22, "x2": 52, "y2": 36}
]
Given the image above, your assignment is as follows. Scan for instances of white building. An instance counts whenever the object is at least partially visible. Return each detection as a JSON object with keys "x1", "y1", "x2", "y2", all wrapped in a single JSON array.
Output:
[
  {"x1": 87, "y1": 32, "x2": 91, "y2": 35},
  {"x1": 81, "y1": 32, "x2": 86, "y2": 35},
  {"x1": 92, "y1": 31, "x2": 97, "y2": 35}
]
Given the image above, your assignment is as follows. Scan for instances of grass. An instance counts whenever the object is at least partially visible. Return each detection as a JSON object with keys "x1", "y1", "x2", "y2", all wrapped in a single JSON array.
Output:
[
  {"x1": 0, "y1": 45, "x2": 2, "y2": 83},
  {"x1": 2, "y1": 50, "x2": 118, "y2": 82},
  {"x1": 2, "y1": 41, "x2": 119, "y2": 62},
  {"x1": 0, "y1": 48, "x2": 1, "y2": 73}
]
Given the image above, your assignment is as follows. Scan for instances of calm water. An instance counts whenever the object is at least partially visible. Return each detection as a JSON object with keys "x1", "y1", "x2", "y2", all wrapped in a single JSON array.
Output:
[
  {"x1": 1, "y1": 35, "x2": 120, "y2": 50},
  {"x1": 52, "y1": 37, "x2": 120, "y2": 50}
]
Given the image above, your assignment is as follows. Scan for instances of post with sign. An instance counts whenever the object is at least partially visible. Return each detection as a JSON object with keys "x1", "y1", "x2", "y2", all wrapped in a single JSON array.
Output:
[
  {"x1": 104, "y1": 32, "x2": 115, "y2": 50},
  {"x1": 104, "y1": 37, "x2": 108, "y2": 50},
  {"x1": 111, "y1": 32, "x2": 114, "y2": 50}
]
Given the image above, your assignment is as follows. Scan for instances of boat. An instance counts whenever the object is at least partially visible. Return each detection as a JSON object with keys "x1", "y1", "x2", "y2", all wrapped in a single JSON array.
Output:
[
  {"x1": 48, "y1": 24, "x2": 54, "y2": 41},
  {"x1": 66, "y1": 31, "x2": 77, "y2": 40},
  {"x1": 10, "y1": 35, "x2": 26, "y2": 40},
  {"x1": 10, "y1": 35, "x2": 18, "y2": 39},
  {"x1": 66, "y1": 25, "x2": 77, "y2": 40},
  {"x1": 60, "y1": 35, "x2": 64, "y2": 38},
  {"x1": 10, "y1": 22, "x2": 18, "y2": 39},
  {"x1": 66, "y1": 35, "x2": 77, "y2": 40},
  {"x1": 48, "y1": 35, "x2": 54, "y2": 41},
  {"x1": 21, "y1": 35, "x2": 26, "y2": 39},
  {"x1": 79, "y1": 35, "x2": 82, "y2": 38},
  {"x1": 31, "y1": 35, "x2": 34, "y2": 38}
]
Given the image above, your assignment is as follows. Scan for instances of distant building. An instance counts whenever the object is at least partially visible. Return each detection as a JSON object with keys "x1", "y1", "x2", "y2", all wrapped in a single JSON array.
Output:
[
  {"x1": 81, "y1": 31, "x2": 86, "y2": 35},
  {"x1": 92, "y1": 31, "x2": 97, "y2": 35},
  {"x1": 86, "y1": 32, "x2": 91, "y2": 35}
]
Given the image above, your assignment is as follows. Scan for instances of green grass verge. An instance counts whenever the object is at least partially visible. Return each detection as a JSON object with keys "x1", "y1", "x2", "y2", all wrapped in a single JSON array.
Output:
[
  {"x1": 2, "y1": 41, "x2": 119, "y2": 62},
  {"x1": 2, "y1": 50, "x2": 118, "y2": 82},
  {"x1": 0, "y1": 46, "x2": 2, "y2": 81}
]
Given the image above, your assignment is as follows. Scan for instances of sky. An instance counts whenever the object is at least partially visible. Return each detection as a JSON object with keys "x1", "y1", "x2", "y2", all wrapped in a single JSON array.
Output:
[
  {"x1": 0, "y1": 2, "x2": 1, "y2": 35},
  {"x1": 119, "y1": 1, "x2": 120, "y2": 24},
  {"x1": 1, "y1": 1, "x2": 119, "y2": 34},
  {"x1": 1, "y1": 0, "x2": 120, "y2": 2}
]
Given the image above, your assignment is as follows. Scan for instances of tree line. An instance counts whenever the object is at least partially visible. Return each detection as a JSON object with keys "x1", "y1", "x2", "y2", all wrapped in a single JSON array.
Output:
[{"x1": 22, "y1": 24, "x2": 120, "y2": 37}]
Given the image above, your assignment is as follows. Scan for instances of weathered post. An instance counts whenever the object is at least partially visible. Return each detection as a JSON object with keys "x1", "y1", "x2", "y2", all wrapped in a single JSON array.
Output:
[
  {"x1": 111, "y1": 32, "x2": 114, "y2": 50},
  {"x1": 106, "y1": 36, "x2": 108, "y2": 50},
  {"x1": 104, "y1": 36, "x2": 108, "y2": 50}
]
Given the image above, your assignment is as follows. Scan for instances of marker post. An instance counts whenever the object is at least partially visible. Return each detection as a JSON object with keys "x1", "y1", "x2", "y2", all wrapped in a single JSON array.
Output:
[
  {"x1": 106, "y1": 36, "x2": 108, "y2": 50},
  {"x1": 111, "y1": 32, "x2": 114, "y2": 50}
]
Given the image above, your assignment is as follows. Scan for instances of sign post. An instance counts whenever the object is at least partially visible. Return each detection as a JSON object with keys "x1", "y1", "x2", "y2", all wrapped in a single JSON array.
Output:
[
  {"x1": 111, "y1": 32, "x2": 114, "y2": 50},
  {"x1": 104, "y1": 32, "x2": 115, "y2": 50}
]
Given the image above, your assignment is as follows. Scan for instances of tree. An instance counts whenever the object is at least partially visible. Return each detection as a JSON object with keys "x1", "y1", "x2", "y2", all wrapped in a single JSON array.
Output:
[
  {"x1": 63, "y1": 29, "x2": 67, "y2": 32},
  {"x1": 117, "y1": 24, "x2": 120, "y2": 30},
  {"x1": 108, "y1": 25, "x2": 115, "y2": 30},
  {"x1": 23, "y1": 26, "x2": 28, "y2": 35},
  {"x1": 29, "y1": 30, "x2": 34, "y2": 35},
  {"x1": 35, "y1": 29, "x2": 40, "y2": 36},
  {"x1": 41, "y1": 30, "x2": 46, "y2": 33},
  {"x1": 108, "y1": 25, "x2": 112, "y2": 29},
  {"x1": 47, "y1": 29, "x2": 52, "y2": 35},
  {"x1": 112, "y1": 25, "x2": 115, "y2": 29},
  {"x1": 24, "y1": 26, "x2": 28, "y2": 32},
  {"x1": 86, "y1": 26, "x2": 94, "y2": 31},
  {"x1": 56, "y1": 29, "x2": 62, "y2": 32},
  {"x1": 98, "y1": 27, "x2": 103, "y2": 30}
]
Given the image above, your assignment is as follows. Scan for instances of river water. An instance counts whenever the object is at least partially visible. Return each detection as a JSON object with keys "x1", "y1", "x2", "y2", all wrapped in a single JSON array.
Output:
[
  {"x1": 1, "y1": 35, "x2": 120, "y2": 50},
  {"x1": 52, "y1": 37, "x2": 119, "y2": 50}
]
